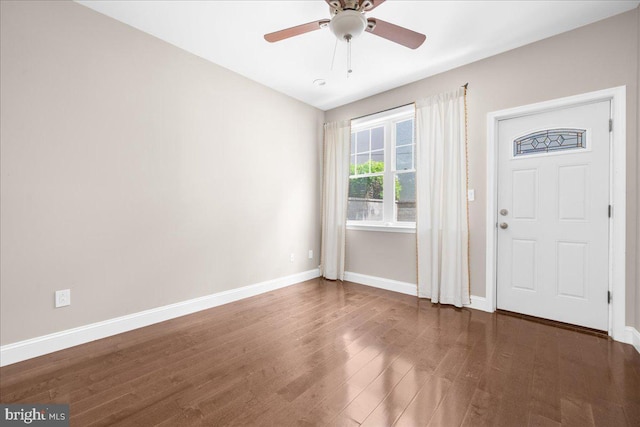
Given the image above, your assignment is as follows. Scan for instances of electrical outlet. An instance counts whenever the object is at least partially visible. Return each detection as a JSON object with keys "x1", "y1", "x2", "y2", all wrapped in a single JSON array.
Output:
[
  {"x1": 55, "y1": 289, "x2": 71, "y2": 308},
  {"x1": 308, "y1": 250, "x2": 313, "y2": 259},
  {"x1": 290, "y1": 253, "x2": 295, "y2": 263}
]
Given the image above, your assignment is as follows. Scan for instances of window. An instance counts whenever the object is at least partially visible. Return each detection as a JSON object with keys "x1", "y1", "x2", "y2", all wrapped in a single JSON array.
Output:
[
  {"x1": 514, "y1": 128, "x2": 586, "y2": 157},
  {"x1": 347, "y1": 105, "x2": 416, "y2": 229}
]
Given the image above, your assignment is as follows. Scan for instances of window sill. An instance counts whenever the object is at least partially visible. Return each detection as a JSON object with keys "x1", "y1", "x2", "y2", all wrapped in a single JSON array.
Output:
[{"x1": 346, "y1": 223, "x2": 416, "y2": 234}]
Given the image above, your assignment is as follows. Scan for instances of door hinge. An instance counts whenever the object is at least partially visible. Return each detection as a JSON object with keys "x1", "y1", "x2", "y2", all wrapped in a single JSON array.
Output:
[
  {"x1": 608, "y1": 291, "x2": 612, "y2": 304},
  {"x1": 608, "y1": 205, "x2": 612, "y2": 218},
  {"x1": 609, "y1": 119, "x2": 613, "y2": 132}
]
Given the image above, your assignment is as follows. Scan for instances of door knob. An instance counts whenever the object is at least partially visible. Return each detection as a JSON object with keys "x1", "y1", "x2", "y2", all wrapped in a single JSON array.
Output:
[
  {"x1": 499, "y1": 222, "x2": 509, "y2": 229},
  {"x1": 500, "y1": 209, "x2": 509, "y2": 216}
]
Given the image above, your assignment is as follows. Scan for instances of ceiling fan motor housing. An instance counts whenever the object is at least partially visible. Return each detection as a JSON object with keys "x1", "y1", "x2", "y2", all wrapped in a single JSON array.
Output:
[{"x1": 330, "y1": 10, "x2": 367, "y2": 41}]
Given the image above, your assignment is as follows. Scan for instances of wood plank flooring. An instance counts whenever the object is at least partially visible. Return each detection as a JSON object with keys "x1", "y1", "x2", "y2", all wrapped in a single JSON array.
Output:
[{"x1": 1, "y1": 278, "x2": 639, "y2": 426}]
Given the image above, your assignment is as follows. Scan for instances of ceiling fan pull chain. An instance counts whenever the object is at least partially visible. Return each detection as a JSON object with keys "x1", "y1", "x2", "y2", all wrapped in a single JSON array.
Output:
[
  {"x1": 330, "y1": 38, "x2": 338, "y2": 71},
  {"x1": 347, "y1": 36, "x2": 353, "y2": 77}
]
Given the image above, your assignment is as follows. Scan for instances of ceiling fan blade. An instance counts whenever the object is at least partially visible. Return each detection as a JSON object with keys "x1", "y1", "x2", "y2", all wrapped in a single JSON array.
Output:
[
  {"x1": 264, "y1": 20, "x2": 330, "y2": 43},
  {"x1": 366, "y1": 18, "x2": 426, "y2": 49}
]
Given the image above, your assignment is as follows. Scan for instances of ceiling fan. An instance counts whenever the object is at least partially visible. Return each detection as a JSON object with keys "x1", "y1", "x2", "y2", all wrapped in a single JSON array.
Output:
[{"x1": 264, "y1": 0, "x2": 426, "y2": 50}]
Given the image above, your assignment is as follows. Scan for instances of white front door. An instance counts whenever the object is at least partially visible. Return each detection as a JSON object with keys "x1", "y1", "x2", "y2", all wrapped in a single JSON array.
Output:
[{"x1": 496, "y1": 100, "x2": 610, "y2": 331}]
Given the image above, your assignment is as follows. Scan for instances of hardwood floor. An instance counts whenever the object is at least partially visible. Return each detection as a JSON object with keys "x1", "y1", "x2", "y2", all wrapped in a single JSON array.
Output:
[{"x1": 1, "y1": 278, "x2": 639, "y2": 426}]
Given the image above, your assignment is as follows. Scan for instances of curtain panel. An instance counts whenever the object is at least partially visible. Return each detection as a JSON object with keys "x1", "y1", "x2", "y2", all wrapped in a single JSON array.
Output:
[
  {"x1": 415, "y1": 88, "x2": 470, "y2": 306},
  {"x1": 321, "y1": 120, "x2": 350, "y2": 281}
]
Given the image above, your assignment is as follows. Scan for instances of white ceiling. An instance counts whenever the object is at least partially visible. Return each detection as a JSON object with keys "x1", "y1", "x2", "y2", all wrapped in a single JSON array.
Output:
[{"x1": 77, "y1": 1, "x2": 638, "y2": 111}]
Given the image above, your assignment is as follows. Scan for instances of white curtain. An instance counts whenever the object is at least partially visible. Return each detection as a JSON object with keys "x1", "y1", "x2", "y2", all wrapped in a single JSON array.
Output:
[
  {"x1": 415, "y1": 88, "x2": 470, "y2": 306},
  {"x1": 321, "y1": 120, "x2": 350, "y2": 281}
]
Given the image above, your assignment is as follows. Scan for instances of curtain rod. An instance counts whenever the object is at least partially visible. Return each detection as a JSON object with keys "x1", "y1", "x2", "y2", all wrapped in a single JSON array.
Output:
[
  {"x1": 350, "y1": 83, "x2": 469, "y2": 122},
  {"x1": 350, "y1": 102, "x2": 414, "y2": 122}
]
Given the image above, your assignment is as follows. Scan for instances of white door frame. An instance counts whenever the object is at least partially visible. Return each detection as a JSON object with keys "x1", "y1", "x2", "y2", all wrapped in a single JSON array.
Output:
[{"x1": 485, "y1": 86, "x2": 626, "y2": 341}]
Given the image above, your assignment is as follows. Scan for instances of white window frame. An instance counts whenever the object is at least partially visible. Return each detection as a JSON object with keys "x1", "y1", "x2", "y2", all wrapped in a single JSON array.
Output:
[{"x1": 348, "y1": 104, "x2": 416, "y2": 232}]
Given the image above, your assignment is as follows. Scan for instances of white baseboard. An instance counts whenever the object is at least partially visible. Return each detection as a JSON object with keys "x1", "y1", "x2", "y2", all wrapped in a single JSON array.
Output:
[
  {"x1": 468, "y1": 295, "x2": 493, "y2": 313},
  {"x1": 625, "y1": 326, "x2": 640, "y2": 354},
  {"x1": 0, "y1": 268, "x2": 321, "y2": 367},
  {"x1": 5, "y1": 267, "x2": 632, "y2": 366},
  {"x1": 343, "y1": 271, "x2": 492, "y2": 313},
  {"x1": 343, "y1": 272, "x2": 417, "y2": 296}
]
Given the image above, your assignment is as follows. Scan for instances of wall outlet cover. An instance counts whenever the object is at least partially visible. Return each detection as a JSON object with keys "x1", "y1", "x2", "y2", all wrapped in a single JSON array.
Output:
[{"x1": 55, "y1": 289, "x2": 71, "y2": 308}]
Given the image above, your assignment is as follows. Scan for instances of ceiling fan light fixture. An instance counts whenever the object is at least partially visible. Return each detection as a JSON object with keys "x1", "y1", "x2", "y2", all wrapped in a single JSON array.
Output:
[{"x1": 329, "y1": 10, "x2": 367, "y2": 41}]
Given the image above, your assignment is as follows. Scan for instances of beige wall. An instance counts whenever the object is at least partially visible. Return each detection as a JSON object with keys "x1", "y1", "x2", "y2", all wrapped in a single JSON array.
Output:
[
  {"x1": 2, "y1": 1, "x2": 639, "y2": 347},
  {"x1": 637, "y1": 7, "x2": 640, "y2": 331},
  {"x1": 0, "y1": 1, "x2": 324, "y2": 345},
  {"x1": 345, "y1": 230, "x2": 416, "y2": 284},
  {"x1": 327, "y1": 9, "x2": 640, "y2": 328}
]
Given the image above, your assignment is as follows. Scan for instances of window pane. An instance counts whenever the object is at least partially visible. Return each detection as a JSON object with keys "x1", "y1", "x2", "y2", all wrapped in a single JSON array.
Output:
[
  {"x1": 513, "y1": 128, "x2": 586, "y2": 157},
  {"x1": 350, "y1": 133, "x2": 356, "y2": 154},
  {"x1": 371, "y1": 150, "x2": 384, "y2": 166},
  {"x1": 348, "y1": 176, "x2": 384, "y2": 221},
  {"x1": 371, "y1": 126, "x2": 384, "y2": 151},
  {"x1": 395, "y1": 172, "x2": 416, "y2": 222},
  {"x1": 396, "y1": 145, "x2": 413, "y2": 170},
  {"x1": 356, "y1": 153, "x2": 370, "y2": 173},
  {"x1": 357, "y1": 130, "x2": 370, "y2": 153},
  {"x1": 396, "y1": 119, "x2": 413, "y2": 146}
]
